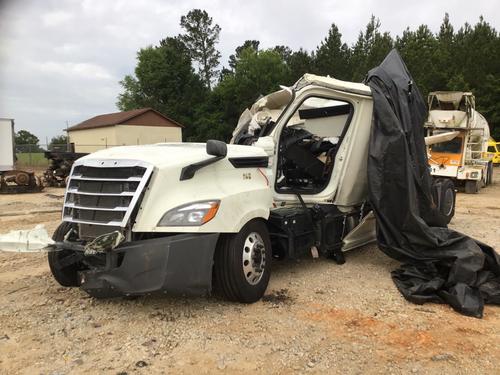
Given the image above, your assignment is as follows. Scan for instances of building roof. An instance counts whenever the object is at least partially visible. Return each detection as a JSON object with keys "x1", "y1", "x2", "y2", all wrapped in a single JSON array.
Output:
[{"x1": 67, "y1": 108, "x2": 184, "y2": 132}]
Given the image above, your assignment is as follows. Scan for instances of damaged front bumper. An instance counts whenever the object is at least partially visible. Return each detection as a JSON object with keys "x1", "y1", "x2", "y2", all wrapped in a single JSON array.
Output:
[{"x1": 60, "y1": 233, "x2": 219, "y2": 298}]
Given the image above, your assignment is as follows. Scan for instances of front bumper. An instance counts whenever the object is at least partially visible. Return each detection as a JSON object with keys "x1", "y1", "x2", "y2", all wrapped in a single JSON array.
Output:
[{"x1": 76, "y1": 233, "x2": 219, "y2": 298}]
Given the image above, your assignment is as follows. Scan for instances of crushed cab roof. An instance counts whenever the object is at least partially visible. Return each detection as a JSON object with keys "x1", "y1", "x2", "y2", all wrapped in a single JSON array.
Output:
[{"x1": 295, "y1": 74, "x2": 372, "y2": 97}]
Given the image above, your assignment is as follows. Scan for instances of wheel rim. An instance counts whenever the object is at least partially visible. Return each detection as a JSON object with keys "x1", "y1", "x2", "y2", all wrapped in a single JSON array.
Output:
[
  {"x1": 442, "y1": 188, "x2": 454, "y2": 217},
  {"x1": 242, "y1": 232, "x2": 266, "y2": 285}
]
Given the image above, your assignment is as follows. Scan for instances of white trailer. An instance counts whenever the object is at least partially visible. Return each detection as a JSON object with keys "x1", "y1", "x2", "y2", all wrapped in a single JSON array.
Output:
[
  {"x1": 0, "y1": 118, "x2": 15, "y2": 172},
  {"x1": 425, "y1": 92, "x2": 494, "y2": 193}
]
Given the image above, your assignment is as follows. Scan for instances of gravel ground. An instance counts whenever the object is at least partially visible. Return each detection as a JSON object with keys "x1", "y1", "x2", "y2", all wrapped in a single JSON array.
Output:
[{"x1": 0, "y1": 171, "x2": 499, "y2": 375}]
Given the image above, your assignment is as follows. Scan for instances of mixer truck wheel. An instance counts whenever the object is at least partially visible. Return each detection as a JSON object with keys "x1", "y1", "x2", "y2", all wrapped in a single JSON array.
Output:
[
  {"x1": 48, "y1": 222, "x2": 81, "y2": 287},
  {"x1": 465, "y1": 180, "x2": 480, "y2": 194},
  {"x1": 438, "y1": 179, "x2": 455, "y2": 224},
  {"x1": 214, "y1": 219, "x2": 271, "y2": 303},
  {"x1": 487, "y1": 162, "x2": 493, "y2": 185}
]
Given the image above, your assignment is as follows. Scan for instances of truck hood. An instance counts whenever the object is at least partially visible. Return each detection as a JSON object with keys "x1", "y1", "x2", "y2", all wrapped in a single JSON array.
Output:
[{"x1": 78, "y1": 142, "x2": 267, "y2": 168}]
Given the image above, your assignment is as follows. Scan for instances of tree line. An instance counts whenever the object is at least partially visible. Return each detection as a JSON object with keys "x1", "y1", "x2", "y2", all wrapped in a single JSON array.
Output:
[
  {"x1": 14, "y1": 130, "x2": 68, "y2": 152},
  {"x1": 117, "y1": 10, "x2": 500, "y2": 141}
]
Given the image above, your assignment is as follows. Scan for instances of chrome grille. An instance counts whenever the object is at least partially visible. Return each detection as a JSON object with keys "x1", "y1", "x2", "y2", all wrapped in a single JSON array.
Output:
[{"x1": 63, "y1": 159, "x2": 153, "y2": 227}]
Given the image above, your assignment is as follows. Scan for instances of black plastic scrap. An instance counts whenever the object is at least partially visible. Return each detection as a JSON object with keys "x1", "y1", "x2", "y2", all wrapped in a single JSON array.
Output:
[{"x1": 365, "y1": 49, "x2": 500, "y2": 318}]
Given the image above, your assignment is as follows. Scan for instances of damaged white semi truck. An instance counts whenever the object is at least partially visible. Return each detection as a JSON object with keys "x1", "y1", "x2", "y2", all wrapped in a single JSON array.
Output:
[{"x1": 47, "y1": 73, "x2": 456, "y2": 302}]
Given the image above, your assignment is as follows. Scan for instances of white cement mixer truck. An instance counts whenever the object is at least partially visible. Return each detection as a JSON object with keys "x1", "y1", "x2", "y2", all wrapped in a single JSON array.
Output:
[{"x1": 425, "y1": 92, "x2": 493, "y2": 193}]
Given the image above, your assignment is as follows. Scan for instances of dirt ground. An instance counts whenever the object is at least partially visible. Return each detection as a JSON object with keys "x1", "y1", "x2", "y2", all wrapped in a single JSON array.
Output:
[{"x1": 0, "y1": 171, "x2": 499, "y2": 375}]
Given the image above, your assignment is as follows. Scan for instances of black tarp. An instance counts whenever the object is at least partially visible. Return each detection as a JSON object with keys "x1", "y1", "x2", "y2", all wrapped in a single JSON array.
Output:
[{"x1": 365, "y1": 49, "x2": 500, "y2": 318}]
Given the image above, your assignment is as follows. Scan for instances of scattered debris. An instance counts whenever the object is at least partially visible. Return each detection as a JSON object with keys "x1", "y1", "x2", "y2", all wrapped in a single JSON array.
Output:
[
  {"x1": 262, "y1": 289, "x2": 292, "y2": 306},
  {"x1": 72, "y1": 358, "x2": 84, "y2": 366},
  {"x1": 6, "y1": 286, "x2": 29, "y2": 295},
  {"x1": 431, "y1": 353, "x2": 454, "y2": 362},
  {"x1": 141, "y1": 338, "x2": 157, "y2": 347},
  {"x1": 414, "y1": 307, "x2": 436, "y2": 314},
  {"x1": 45, "y1": 193, "x2": 64, "y2": 199},
  {"x1": 135, "y1": 360, "x2": 148, "y2": 368}
]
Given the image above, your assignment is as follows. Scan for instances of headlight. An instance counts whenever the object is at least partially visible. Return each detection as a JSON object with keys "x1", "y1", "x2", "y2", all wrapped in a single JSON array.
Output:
[{"x1": 158, "y1": 200, "x2": 220, "y2": 226}]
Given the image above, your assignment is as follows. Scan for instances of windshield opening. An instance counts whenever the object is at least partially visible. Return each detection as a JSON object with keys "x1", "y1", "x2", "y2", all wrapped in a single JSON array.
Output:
[{"x1": 431, "y1": 137, "x2": 463, "y2": 154}]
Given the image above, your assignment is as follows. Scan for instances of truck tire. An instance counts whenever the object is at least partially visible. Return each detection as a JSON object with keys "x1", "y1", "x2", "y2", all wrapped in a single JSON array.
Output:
[
  {"x1": 480, "y1": 171, "x2": 487, "y2": 188},
  {"x1": 214, "y1": 220, "x2": 272, "y2": 303},
  {"x1": 464, "y1": 180, "x2": 480, "y2": 194},
  {"x1": 439, "y1": 179, "x2": 455, "y2": 224},
  {"x1": 487, "y1": 162, "x2": 493, "y2": 185},
  {"x1": 48, "y1": 222, "x2": 80, "y2": 287}
]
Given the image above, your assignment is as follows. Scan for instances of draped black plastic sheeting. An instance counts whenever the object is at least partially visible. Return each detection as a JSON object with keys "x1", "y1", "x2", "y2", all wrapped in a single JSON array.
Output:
[{"x1": 365, "y1": 49, "x2": 500, "y2": 318}]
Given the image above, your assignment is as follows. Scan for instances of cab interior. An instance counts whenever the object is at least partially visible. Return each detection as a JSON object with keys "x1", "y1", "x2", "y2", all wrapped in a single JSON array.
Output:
[{"x1": 275, "y1": 96, "x2": 353, "y2": 194}]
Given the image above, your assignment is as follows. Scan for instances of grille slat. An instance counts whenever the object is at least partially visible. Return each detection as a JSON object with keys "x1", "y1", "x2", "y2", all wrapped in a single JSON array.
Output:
[
  {"x1": 70, "y1": 175, "x2": 143, "y2": 182},
  {"x1": 62, "y1": 217, "x2": 123, "y2": 227},
  {"x1": 69, "y1": 180, "x2": 140, "y2": 194},
  {"x1": 63, "y1": 160, "x2": 153, "y2": 228},
  {"x1": 66, "y1": 188, "x2": 135, "y2": 197},
  {"x1": 64, "y1": 203, "x2": 128, "y2": 211},
  {"x1": 73, "y1": 166, "x2": 146, "y2": 179}
]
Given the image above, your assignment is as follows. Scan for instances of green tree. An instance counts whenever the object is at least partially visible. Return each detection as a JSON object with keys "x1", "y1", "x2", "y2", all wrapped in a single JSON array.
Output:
[
  {"x1": 15, "y1": 130, "x2": 42, "y2": 152},
  {"x1": 117, "y1": 37, "x2": 207, "y2": 140},
  {"x1": 286, "y1": 49, "x2": 314, "y2": 84},
  {"x1": 49, "y1": 135, "x2": 68, "y2": 149},
  {"x1": 476, "y1": 74, "x2": 500, "y2": 140},
  {"x1": 179, "y1": 9, "x2": 221, "y2": 89},
  {"x1": 228, "y1": 40, "x2": 260, "y2": 70},
  {"x1": 314, "y1": 23, "x2": 351, "y2": 80},
  {"x1": 350, "y1": 16, "x2": 393, "y2": 81},
  {"x1": 273, "y1": 45, "x2": 293, "y2": 62},
  {"x1": 15, "y1": 129, "x2": 39, "y2": 145},
  {"x1": 396, "y1": 25, "x2": 440, "y2": 96},
  {"x1": 448, "y1": 17, "x2": 500, "y2": 138},
  {"x1": 435, "y1": 13, "x2": 455, "y2": 87},
  {"x1": 454, "y1": 17, "x2": 498, "y2": 88},
  {"x1": 212, "y1": 48, "x2": 290, "y2": 141}
]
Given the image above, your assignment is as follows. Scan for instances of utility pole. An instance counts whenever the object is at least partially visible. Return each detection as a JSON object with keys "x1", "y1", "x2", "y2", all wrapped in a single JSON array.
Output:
[{"x1": 66, "y1": 120, "x2": 70, "y2": 151}]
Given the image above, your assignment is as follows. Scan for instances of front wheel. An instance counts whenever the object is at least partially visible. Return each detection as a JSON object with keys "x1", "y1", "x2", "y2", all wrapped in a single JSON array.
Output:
[
  {"x1": 214, "y1": 220, "x2": 272, "y2": 303},
  {"x1": 48, "y1": 222, "x2": 81, "y2": 287}
]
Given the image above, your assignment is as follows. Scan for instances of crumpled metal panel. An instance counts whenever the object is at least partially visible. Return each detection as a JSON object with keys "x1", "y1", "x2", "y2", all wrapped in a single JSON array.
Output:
[{"x1": 0, "y1": 224, "x2": 54, "y2": 252}]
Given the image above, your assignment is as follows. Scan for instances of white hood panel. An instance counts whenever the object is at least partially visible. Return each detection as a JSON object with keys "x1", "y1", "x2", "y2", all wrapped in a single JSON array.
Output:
[{"x1": 79, "y1": 143, "x2": 267, "y2": 169}]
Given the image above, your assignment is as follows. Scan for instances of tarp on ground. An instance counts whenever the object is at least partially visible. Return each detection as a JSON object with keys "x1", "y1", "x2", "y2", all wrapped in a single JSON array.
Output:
[{"x1": 365, "y1": 49, "x2": 500, "y2": 318}]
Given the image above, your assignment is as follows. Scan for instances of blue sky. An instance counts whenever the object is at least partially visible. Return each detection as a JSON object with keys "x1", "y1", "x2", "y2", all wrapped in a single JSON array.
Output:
[{"x1": 0, "y1": 0, "x2": 498, "y2": 143}]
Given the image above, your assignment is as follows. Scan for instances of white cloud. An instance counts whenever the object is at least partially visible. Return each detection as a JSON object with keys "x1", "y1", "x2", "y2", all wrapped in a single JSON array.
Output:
[
  {"x1": 41, "y1": 10, "x2": 74, "y2": 27},
  {"x1": 37, "y1": 61, "x2": 114, "y2": 80}
]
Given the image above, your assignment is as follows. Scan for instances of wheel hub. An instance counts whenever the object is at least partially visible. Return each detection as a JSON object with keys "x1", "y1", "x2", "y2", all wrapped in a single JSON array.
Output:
[{"x1": 242, "y1": 232, "x2": 266, "y2": 285}]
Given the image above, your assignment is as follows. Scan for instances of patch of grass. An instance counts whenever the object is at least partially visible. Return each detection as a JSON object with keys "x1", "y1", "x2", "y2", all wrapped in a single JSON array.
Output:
[{"x1": 15, "y1": 153, "x2": 49, "y2": 167}]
